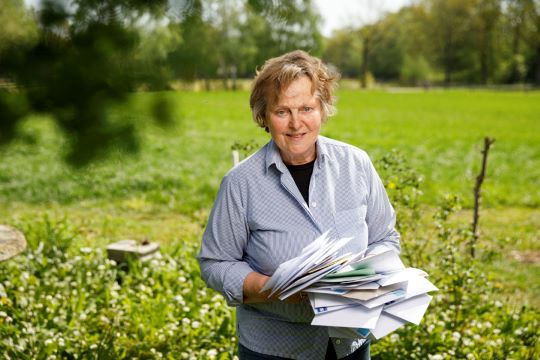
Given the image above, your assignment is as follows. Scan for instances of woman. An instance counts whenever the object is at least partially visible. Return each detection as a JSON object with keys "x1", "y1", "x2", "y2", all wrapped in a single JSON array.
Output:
[{"x1": 197, "y1": 50, "x2": 400, "y2": 359}]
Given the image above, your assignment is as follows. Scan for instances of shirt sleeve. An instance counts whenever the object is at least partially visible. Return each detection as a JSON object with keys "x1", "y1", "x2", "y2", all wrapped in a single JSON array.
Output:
[
  {"x1": 363, "y1": 154, "x2": 401, "y2": 255},
  {"x1": 197, "y1": 174, "x2": 253, "y2": 306}
]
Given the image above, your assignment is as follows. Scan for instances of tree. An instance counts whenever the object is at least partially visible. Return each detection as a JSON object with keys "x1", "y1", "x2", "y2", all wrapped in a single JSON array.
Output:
[
  {"x1": 322, "y1": 28, "x2": 363, "y2": 78},
  {"x1": 427, "y1": 0, "x2": 478, "y2": 85},
  {"x1": 359, "y1": 24, "x2": 377, "y2": 88},
  {"x1": 473, "y1": 0, "x2": 501, "y2": 84},
  {"x1": 167, "y1": 0, "x2": 221, "y2": 88},
  {"x1": 0, "y1": 0, "x2": 179, "y2": 166},
  {"x1": 503, "y1": 0, "x2": 540, "y2": 84},
  {"x1": 0, "y1": 0, "x2": 39, "y2": 144},
  {"x1": 247, "y1": 0, "x2": 323, "y2": 68},
  {"x1": 368, "y1": 12, "x2": 405, "y2": 81}
]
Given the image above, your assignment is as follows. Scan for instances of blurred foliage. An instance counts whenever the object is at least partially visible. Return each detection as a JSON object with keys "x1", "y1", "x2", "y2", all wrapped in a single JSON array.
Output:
[
  {"x1": 321, "y1": 0, "x2": 540, "y2": 87},
  {"x1": 0, "y1": 0, "x2": 323, "y2": 165},
  {"x1": 0, "y1": 0, "x2": 177, "y2": 166},
  {"x1": 0, "y1": 215, "x2": 236, "y2": 358},
  {"x1": 372, "y1": 193, "x2": 539, "y2": 359}
]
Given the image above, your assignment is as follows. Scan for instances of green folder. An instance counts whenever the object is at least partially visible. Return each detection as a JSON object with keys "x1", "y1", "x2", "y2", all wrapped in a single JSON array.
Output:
[{"x1": 323, "y1": 267, "x2": 375, "y2": 279}]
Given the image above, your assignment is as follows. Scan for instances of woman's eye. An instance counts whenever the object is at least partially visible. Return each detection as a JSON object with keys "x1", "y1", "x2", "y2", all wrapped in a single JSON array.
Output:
[
  {"x1": 276, "y1": 110, "x2": 287, "y2": 117},
  {"x1": 302, "y1": 106, "x2": 312, "y2": 112}
]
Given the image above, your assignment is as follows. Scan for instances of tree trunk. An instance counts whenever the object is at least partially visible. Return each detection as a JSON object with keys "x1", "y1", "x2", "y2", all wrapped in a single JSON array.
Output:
[
  {"x1": 443, "y1": 26, "x2": 453, "y2": 87},
  {"x1": 360, "y1": 36, "x2": 370, "y2": 88},
  {"x1": 509, "y1": 17, "x2": 522, "y2": 83}
]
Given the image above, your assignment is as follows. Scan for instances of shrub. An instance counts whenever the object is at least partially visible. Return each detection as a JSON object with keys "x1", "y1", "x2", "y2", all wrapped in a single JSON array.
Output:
[{"x1": 0, "y1": 217, "x2": 236, "y2": 359}]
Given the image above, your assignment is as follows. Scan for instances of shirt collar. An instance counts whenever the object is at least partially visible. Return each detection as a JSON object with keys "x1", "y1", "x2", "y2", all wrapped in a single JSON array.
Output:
[{"x1": 265, "y1": 136, "x2": 330, "y2": 174}]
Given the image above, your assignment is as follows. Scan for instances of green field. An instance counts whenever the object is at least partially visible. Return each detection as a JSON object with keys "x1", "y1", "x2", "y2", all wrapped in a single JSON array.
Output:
[
  {"x1": 1, "y1": 89, "x2": 539, "y2": 358},
  {"x1": 2, "y1": 89, "x2": 539, "y2": 208}
]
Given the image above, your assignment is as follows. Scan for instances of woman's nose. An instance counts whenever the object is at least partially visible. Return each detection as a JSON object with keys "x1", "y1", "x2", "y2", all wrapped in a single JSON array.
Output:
[{"x1": 288, "y1": 111, "x2": 301, "y2": 129}]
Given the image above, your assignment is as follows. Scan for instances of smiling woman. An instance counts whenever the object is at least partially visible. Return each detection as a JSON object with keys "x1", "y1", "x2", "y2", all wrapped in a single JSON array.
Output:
[
  {"x1": 266, "y1": 76, "x2": 322, "y2": 165},
  {"x1": 197, "y1": 50, "x2": 400, "y2": 359}
]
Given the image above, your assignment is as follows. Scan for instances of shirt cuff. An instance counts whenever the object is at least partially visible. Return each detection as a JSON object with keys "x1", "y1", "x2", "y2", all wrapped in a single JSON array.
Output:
[{"x1": 223, "y1": 261, "x2": 254, "y2": 306}]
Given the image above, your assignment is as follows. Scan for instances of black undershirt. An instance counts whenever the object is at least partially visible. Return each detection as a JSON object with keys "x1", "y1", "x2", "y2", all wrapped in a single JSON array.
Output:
[{"x1": 285, "y1": 159, "x2": 315, "y2": 205}]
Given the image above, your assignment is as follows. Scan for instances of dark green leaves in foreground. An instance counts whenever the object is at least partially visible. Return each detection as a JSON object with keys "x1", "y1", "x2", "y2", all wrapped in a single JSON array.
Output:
[{"x1": 0, "y1": 0, "x2": 175, "y2": 166}]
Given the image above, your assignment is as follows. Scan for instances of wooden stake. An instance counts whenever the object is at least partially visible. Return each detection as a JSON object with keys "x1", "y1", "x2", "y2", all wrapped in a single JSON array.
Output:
[{"x1": 471, "y1": 137, "x2": 495, "y2": 258}]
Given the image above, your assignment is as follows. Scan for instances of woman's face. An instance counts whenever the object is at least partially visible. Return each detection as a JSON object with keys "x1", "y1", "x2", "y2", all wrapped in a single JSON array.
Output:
[{"x1": 266, "y1": 76, "x2": 322, "y2": 165}]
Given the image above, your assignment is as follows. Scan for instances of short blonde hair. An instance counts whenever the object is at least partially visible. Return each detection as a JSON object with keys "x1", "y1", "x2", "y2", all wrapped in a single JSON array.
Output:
[{"x1": 249, "y1": 50, "x2": 340, "y2": 128}]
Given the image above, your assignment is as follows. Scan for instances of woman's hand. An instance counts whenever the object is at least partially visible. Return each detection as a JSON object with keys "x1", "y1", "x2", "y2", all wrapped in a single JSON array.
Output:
[
  {"x1": 243, "y1": 272, "x2": 309, "y2": 304},
  {"x1": 243, "y1": 272, "x2": 271, "y2": 304}
]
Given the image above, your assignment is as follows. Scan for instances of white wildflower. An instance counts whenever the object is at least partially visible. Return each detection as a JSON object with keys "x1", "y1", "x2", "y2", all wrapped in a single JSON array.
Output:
[
  {"x1": 191, "y1": 321, "x2": 200, "y2": 329},
  {"x1": 207, "y1": 349, "x2": 218, "y2": 359}
]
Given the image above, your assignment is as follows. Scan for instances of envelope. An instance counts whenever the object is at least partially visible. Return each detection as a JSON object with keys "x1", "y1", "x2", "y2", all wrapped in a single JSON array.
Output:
[
  {"x1": 311, "y1": 304, "x2": 383, "y2": 329},
  {"x1": 343, "y1": 282, "x2": 406, "y2": 301},
  {"x1": 370, "y1": 312, "x2": 407, "y2": 339},
  {"x1": 384, "y1": 294, "x2": 432, "y2": 325}
]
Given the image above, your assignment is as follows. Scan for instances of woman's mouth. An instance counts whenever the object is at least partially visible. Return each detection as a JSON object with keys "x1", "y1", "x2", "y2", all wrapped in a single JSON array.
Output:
[{"x1": 287, "y1": 133, "x2": 305, "y2": 140}]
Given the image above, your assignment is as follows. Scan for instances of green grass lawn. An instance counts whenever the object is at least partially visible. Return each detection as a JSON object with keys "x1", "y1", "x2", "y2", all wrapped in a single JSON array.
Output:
[
  {"x1": 2, "y1": 88, "x2": 538, "y2": 302},
  {"x1": 2, "y1": 89, "x2": 538, "y2": 208}
]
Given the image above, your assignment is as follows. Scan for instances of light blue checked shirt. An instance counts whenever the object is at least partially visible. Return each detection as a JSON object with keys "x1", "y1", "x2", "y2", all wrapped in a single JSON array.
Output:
[{"x1": 198, "y1": 136, "x2": 400, "y2": 359}]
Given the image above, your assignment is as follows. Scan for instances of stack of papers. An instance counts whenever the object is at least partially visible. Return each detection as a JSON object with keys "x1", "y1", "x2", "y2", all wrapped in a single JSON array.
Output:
[
  {"x1": 260, "y1": 231, "x2": 360, "y2": 299},
  {"x1": 262, "y1": 235, "x2": 438, "y2": 340}
]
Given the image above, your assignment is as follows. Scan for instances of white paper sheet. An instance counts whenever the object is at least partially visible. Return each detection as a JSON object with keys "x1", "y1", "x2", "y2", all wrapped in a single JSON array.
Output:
[
  {"x1": 370, "y1": 312, "x2": 407, "y2": 339},
  {"x1": 340, "y1": 249, "x2": 405, "y2": 274},
  {"x1": 377, "y1": 267, "x2": 428, "y2": 287},
  {"x1": 357, "y1": 289, "x2": 407, "y2": 309},
  {"x1": 384, "y1": 294, "x2": 432, "y2": 325},
  {"x1": 311, "y1": 304, "x2": 383, "y2": 329},
  {"x1": 314, "y1": 304, "x2": 354, "y2": 314},
  {"x1": 313, "y1": 293, "x2": 358, "y2": 308},
  {"x1": 343, "y1": 282, "x2": 406, "y2": 301}
]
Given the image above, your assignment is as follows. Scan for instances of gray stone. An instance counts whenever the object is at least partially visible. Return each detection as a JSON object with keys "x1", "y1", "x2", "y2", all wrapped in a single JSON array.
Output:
[
  {"x1": 0, "y1": 225, "x2": 27, "y2": 262},
  {"x1": 106, "y1": 239, "x2": 160, "y2": 263}
]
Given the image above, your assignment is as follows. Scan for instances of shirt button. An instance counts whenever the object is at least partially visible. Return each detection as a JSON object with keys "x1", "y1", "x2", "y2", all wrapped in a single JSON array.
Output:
[
  {"x1": 311, "y1": 202, "x2": 317, "y2": 208},
  {"x1": 335, "y1": 339, "x2": 341, "y2": 345}
]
